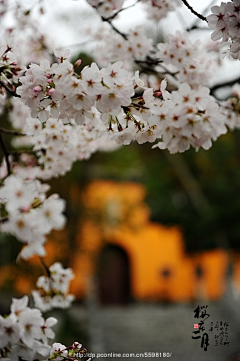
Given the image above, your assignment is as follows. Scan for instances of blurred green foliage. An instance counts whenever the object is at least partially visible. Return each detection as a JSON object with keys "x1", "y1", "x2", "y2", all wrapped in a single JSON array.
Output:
[{"x1": 73, "y1": 130, "x2": 240, "y2": 253}]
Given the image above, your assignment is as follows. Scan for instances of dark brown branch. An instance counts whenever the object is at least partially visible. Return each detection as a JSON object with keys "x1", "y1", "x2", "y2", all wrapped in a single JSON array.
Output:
[
  {"x1": 101, "y1": 16, "x2": 128, "y2": 39},
  {"x1": 105, "y1": 0, "x2": 140, "y2": 21},
  {"x1": 210, "y1": 78, "x2": 240, "y2": 96},
  {"x1": 39, "y1": 256, "x2": 51, "y2": 278},
  {"x1": 0, "y1": 80, "x2": 21, "y2": 98},
  {"x1": 0, "y1": 133, "x2": 11, "y2": 175},
  {"x1": 0, "y1": 128, "x2": 26, "y2": 136},
  {"x1": 136, "y1": 64, "x2": 159, "y2": 75},
  {"x1": 135, "y1": 58, "x2": 163, "y2": 66},
  {"x1": 186, "y1": 25, "x2": 211, "y2": 31},
  {"x1": 134, "y1": 59, "x2": 161, "y2": 75},
  {"x1": 9, "y1": 149, "x2": 37, "y2": 155},
  {"x1": 181, "y1": 0, "x2": 207, "y2": 23},
  {"x1": 187, "y1": 0, "x2": 217, "y2": 31},
  {"x1": 130, "y1": 102, "x2": 149, "y2": 110}
]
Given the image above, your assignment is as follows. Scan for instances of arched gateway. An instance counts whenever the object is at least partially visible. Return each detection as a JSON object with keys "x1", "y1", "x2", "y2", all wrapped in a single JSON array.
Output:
[{"x1": 97, "y1": 244, "x2": 131, "y2": 305}]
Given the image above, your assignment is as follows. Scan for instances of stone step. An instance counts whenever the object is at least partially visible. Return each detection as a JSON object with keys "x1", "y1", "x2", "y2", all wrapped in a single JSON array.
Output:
[{"x1": 84, "y1": 301, "x2": 240, "y2": 361}]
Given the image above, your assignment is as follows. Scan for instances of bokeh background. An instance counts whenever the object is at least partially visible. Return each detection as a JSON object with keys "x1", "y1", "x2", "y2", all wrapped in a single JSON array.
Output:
[{"x1": 1, "y1": 1, "x2": 240, "y2": 360}]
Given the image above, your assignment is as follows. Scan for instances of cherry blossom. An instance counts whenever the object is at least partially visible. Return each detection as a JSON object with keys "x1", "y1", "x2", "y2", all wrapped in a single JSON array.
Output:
[
  {"x1": 0, "y1": 175, "x2": 66, "y2": 259},
  {"x1": 156, "y1": 31, "x2": 213, "y2": 88},
  {"x1": 32, "y1": 262, "x2": 75, "y2": 312},
  {"x1": 49, "y1": 341, "x2": 86, "y2": 361},
  {"x1": 1, "y1": 0, "x2": 240, "y2": 359},
  {"x1": 141, "y1": 0, "x2": 182, "y2": 22},
  {"x1": 207, "y1": 0, "x2": 240, "y2": 59},
  {"x1": 0, "y1": 296, "x2": 57, "y2": 361}
]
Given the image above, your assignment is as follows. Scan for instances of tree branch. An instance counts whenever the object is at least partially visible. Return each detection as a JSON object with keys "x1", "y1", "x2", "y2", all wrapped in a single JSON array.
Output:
[
  {"x1": 101, "y1": 16, "x2": 128, "y2": 39},
  {"x1": 134, "y1": 58, "x2": 163, "y2": 66},
  {"x1": 39, "y1": 256, "x2": 51, "y2": 278},
  {"x1": 0, "y1": 133, "x2": 11, "y2": 176},
  {"x1": 0, "y1": 80, "x2": 21, "y2": 98},
  {"x1": 181, "y1": 0, "x2": 207, "y2": 23},
  {"x1": 105, "y1": 0, "x2": 140, "y2": 21},
  {"x1": 130, "y1": 102, "x2": 149, "y2": 110},
  {"x1": 0, "y1": 128, "x2": 26, "y2": 136},
  {"x1": 187, "y1": 0, "x2": 217, "y2": 31},
  {"x1": 9, "y1": 149, "x2": 37, "y2": 155},
  {"x1": 210, "y1": 77, "x2": 240, "y2": 96}
]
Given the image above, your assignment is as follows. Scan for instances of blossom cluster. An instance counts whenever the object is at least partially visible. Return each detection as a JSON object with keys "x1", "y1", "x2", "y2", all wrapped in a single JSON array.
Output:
[
  {"x1": 141, "y1": 0, "x2": 182, "y2": 22},
  {"x1": 0, "y1": 30, "x2": 229, "y2": 263},
  {"x1": 0, "y1": 296, "x2": 57, "y2": 361},
  {"x1": 88, "y1": 0, "x2": 182, "y2": 22},
  {"x1": 17, "y1": 54, "x2": 134, "y2": 123},
  {"x1": 220, "y1": 83, "x2": 240, "y2": 130},
  {"x1": 156, "y1": 31, "x2": 213, "y2": 88},
  {"x1": 0, "y1": 0, "x2": 240, "y2": 360},
  {"x1": 1, "y1": 0, "x2": 53, "y2": 66},
  {"x1": 32, "y1": 262, "x2": 75, "y2": 312},
  {"x1": 8, "y1": 98, "x2": 118, "y2": 179},
  {"x1": 87, "y1": 0, "x2": 125, "y2": 18},
  {"x1": 0, "y1": 175, "x2": 66, "y2": 259},
  {"x1": 87, "y1": 25, "x2": 153, "y2": 68},
  {"x1": 207, "y1": 0, "x2": 240, "y2": 59},
  {"x1": 49, "y1": 341, "x2": 86, "y2": 361},
  {"x1": 0, "y1": 40, "x2": 23, "y2": 97},
  {"x1": 10, "y1": 49, "x2": 226, "y2": 166},
  {"x1": 152, "y1": 81, "x2": 227, "y2": 153}
]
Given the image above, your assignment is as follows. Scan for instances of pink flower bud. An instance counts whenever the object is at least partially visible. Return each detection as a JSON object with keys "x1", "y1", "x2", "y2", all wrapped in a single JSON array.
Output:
[
  {"x1": 72, "y1": 342, "x2": 82, "y2": 349},
  {"x1": 21, "y1": 206, "x2": 30, "y2": 212},
  {"x1": 47, "y1": 79, "x2": 52, "y2": 84},
  {"x1": 46, "y1": 73, "x2": 51, "y2": 79},
  {"x1": 33, "y1": 85, "x2": 42, "y2": 93},
  {"x1": 48, "y1": 88, "x2": 56, "y2": 96},
  {"x1": 74, "y1": 59, "x2": 82, "y2": 69}
]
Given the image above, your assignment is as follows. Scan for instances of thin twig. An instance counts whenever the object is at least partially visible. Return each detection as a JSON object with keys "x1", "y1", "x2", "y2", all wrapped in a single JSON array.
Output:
[
  {"x1": 101, "y1": 16, "x2": 128, "y2": 39},
  {"x1": 130, "y1": 102, "x2": 149, "y2": 110},
  {"x1": 187, "y1": 0, "x2": 217, "y2": 31},
  {"x1": 0, "y1": 133, "x2": 11, "y2": 175},
  {"x1": 186, "y1": 26, "x2": 211, "y2": 31},
  {"x1": 39, "y1": 256, "x2": 51, "y2": 278},
  {"x1": 106, "y1": 0, "x2": 140, "y2": 21},
  {"x1": 135, "y1": 58, "x2": 163, "y2": 66},
  {"x1": 0, "y1": 80, "x2": 21, "y2": 98},
  {"x1": 210, "y1": 78, "x2": 240, "y2": 96},
  {"x1": 9, "y1": 149, "x2": 37, "y2": 155},
  {"x1": 181, "y1": 0, "x2": 207, "y2": 23}
]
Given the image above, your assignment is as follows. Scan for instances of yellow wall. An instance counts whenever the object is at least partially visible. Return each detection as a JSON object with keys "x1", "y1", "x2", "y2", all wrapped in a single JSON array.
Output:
[
  {"x1": 0, "y1": 180, "x2": 231, "y2": 303},
  {"x1": 70, "y1": 180, "x2": 230, "y2": 302},
  {"x1": 192, "y1": 250, "x2": 229, "y2": 300},
  {"x1": 72, "y1": 181, "x2": 229, "y2": 302}
]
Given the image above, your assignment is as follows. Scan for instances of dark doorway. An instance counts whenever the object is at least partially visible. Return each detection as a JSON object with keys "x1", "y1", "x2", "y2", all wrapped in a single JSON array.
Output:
[{"x1": 97, "y1": 244, "x2": 131, "y2": 305}]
